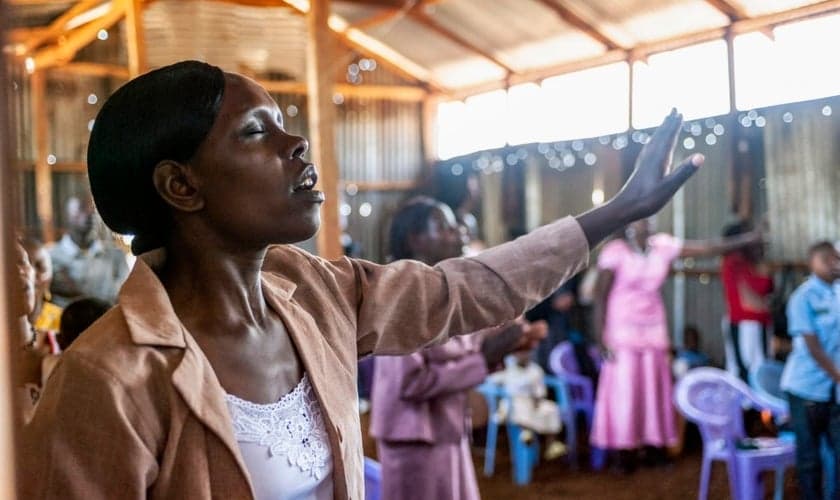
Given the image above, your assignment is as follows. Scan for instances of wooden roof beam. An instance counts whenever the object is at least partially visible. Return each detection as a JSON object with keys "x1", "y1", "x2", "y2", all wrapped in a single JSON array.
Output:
[
  {"x1": 704, "y1": 0, "x2": 749, "y2": 21},
  {"x1": 18, "y1": 0, "x2": 110, "y2": 53},
  {"x1": 29, "y1": 0, "x2": 127, "y2": 71},
  {"x1": 280, "y1": 0, "x2": 444, "y2": 91},
  {"x1": 410, "y1": 9, "x2": 517, "y2": 76},
  {"x1": 533, "y1": 0, "x2": 623, "y2": 50}
]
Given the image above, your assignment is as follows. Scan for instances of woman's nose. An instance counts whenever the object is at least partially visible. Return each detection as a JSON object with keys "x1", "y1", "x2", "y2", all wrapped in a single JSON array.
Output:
[{"x1": 284, "y1": 135, "x2": 309, "y2": 160}]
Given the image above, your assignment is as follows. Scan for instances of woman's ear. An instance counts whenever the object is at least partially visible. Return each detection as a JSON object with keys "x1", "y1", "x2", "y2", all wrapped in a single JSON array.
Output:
[{"x1": 152, "y1": 160, "x2": 204, "y2": 213}]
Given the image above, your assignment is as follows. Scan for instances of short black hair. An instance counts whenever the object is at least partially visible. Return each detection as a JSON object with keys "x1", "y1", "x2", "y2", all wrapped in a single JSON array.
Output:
[
  {"x1": 87, "y1": 60, "x2": 225, "y2": 254},
  {"x1": 808, "y1": 240, "x2": 837, "y2": 259},
  {"x1": 58, "y1": 297, "x2": 112, "y2": 350},
  {"x1": 388, "y1": 196, "x2": 441, "y2": 261}
]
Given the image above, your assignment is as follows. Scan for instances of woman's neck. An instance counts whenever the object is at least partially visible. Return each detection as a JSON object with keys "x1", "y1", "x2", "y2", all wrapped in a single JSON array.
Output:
[{"x1": 160, "y1": 234, "x2": 270, "y2": 335}]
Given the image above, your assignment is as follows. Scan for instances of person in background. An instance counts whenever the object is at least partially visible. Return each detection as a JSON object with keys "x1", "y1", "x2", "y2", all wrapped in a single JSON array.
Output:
[
  {"x1": 49, "y1": 195, "x2": 129, "y2": 306},
  {"x1": 672, "y1": 325, "x2": 711, "y2": 379},
  {"x1": 780, "y1": 241, "x2": 840, "y2": 500},
  {"x1": 433, "y1": 165, "x2": 484, "y2": 254},
  {"x1": 721, "y1": 220, "x2": 774, "y2": 381},
  {"x1": 22, "y1": 237, "x2": 62, "y2": 348},
  {"x1": 591, "y1": 217, "x2": 762, "y2": 473},
  {"x1": 488, "y1": 346, "x2": 567, "y2": 460},
  {"x1": 39, "y1": 297, "x2": 113, "y2": 386},
  {"x1": 371, "y1": 197, "x2": 545, "y2": 500},
  {"x1": 13, "y1": 241, "x2": 47, "y2": 422},
  {"x1": 526, "y1": 276, "x2": 580, "y2": 373}
]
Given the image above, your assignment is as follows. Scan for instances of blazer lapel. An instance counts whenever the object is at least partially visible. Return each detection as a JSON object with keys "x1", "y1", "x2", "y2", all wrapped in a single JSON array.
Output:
[{"x1": 171, "y1": 331, "x2": 256, "y2": 497}]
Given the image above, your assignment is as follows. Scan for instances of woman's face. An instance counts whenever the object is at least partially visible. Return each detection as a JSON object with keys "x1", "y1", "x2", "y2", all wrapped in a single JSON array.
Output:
[{"x1": 187, "y1": 74, "x2": 323, "y2": 247}]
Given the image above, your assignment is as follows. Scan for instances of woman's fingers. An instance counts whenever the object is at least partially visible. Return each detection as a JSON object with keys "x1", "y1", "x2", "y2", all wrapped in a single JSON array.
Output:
[{"x1": 658, "y1": 153, "x2": 704, "y2": 202}]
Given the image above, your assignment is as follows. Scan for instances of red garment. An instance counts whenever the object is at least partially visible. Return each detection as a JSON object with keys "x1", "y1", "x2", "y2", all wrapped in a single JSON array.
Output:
[{"x1": 721, "y1": 253, "x2": 774, "y2": 324}]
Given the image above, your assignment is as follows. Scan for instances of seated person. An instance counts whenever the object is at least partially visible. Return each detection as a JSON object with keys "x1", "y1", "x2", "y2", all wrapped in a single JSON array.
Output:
[
  {"x1": 489, "y1": 342, "x2": 566, "y2": 460},
  {"x1": 673, "y1": 325, "x2": 711, "y2": 378}
]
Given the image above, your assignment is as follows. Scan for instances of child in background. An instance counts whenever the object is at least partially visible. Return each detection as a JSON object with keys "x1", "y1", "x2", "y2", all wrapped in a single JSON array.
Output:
[
  {"x1": 673, "y1": 325, "x2": 711, "y2": 379},
  {"x1": 489, "y1": 334, "x2": 567, "y2": 460},
  {"x1": 780, "y1": 241, "x2": 840, "y2": 500},
  {"x1": 40, "y1": 297, "x2": 112, "y2": 385}
]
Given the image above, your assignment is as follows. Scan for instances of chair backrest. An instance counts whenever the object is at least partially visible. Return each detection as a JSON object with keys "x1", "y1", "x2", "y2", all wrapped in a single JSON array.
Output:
[
  {"x1": 748, "y1": 360, "x2": 789, "y2": 417},
  {"x1": 674, "y1": 368, "x2": 756, "y2": 445},
  {"x1": 549, "y1": 342, "x2": 579, "y2": 375}
]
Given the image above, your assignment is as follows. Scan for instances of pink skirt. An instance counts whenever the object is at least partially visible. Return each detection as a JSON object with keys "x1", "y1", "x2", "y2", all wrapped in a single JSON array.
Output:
[{"x1": 590, "y1": 348, "x2": 677, "y2": 450}]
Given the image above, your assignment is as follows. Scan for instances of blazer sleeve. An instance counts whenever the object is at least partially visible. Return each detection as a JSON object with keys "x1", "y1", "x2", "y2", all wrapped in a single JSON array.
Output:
[
  {"x1": 397, "y1": 351, "x2": 489, "y2": 403},
  {"x1": 20, "y1": 353, "x2": 159, "y2": 500},
  {"x1": 310, "y1": 216, "x2": 589, "y2": 356}
]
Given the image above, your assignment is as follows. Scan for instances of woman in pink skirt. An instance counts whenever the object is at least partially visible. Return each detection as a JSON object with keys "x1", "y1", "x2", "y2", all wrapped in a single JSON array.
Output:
[{"x1": 590, "y1": 218, "x2": 760, "y2": 472}]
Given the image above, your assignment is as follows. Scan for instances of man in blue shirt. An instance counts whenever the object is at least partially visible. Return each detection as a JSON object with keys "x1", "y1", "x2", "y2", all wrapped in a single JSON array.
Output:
[{"x1": 781, "y1": 241, "x2": 840, "y2": 500}]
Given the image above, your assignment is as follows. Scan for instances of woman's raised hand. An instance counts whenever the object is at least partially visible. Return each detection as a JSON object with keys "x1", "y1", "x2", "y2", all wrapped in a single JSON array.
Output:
[
  {"x1": 576, "y1": 109, "x2": 703, "y2": 247},
  {"x1": 614, "y1": 109, "x2": 703, "y2": 220}
]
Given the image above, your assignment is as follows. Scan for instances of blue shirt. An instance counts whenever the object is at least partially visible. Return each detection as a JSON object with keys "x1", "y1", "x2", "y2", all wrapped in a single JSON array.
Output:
[{"x1": 780, "y1": 275, "x2": 840, "y2": 402}]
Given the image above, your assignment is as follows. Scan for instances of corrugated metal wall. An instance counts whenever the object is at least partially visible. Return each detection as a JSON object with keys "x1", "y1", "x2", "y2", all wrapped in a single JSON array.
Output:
[{"x1": 764, "y1": 97, "x2": 840, "y2": 261}]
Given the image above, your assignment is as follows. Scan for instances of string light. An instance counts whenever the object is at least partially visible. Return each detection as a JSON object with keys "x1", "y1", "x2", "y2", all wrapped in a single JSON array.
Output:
[
  {"x1": 87, "y1": 93, "x2": 98, "y2": 105},
  {"x1": 683, "y1": 137, "x2": 695, "y2": 150},
  {"x1": 340, "y1": 204, "x2": 352, "y2": 216},
  {"x1": 755, "y1": 116, "x2": 766, "y2": 127},
  {"x1": 286, "y1": 105, "x2": 299, "y2": 117},
  {"x1": 451, "y1": 163, "x2": 463, "y2": 175},
  {"x1": 97, "y1": 29, "x2": 109, "y2": 41},
  {"x1": 24, "y1": 57, "x2": 35, "y2": 74},
  {"x1": 46, "y1": 154, "x2": 56, "y2": 165},
  {"x1": 705, "y1": 133, "x2": 717, "y2": 146},
  {"x1": 782, "y1": 112, "x2": 793, "y2": 123},
  {"x1": 591, "y1": 189, "x2": 605, "y2": 206},
  {"x1": 332, "y1": 93, "x2": 345, "y2": 105},
  {"x1": 822, "y1": 105, "x2": 833, "y2": 116},
  {"x1": 359, "y1": 202, "x2": 372, "y2": 218},
  {"x1": 345, "y1": 183, "x2": 359, "y2": 196}
]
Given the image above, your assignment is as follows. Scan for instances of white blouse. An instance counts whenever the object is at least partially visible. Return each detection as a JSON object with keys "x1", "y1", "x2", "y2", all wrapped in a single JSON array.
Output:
[{"x1": 225, "y1": 375, "x2": 334, "y2": 500}]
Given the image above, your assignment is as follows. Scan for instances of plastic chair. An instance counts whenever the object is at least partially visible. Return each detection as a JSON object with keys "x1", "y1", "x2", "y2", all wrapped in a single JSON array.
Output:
[
  {"x1": 675, "y1": 368, "x2": 795, "y2": 500},
  {"x1": 749, "y1": 360, "x2": 836, "y2": 500},
  {"x1": 364, "y1": 457, "x2": 382, "y2": 500},
  {"x1": 476, "y1": 381, "x2": 540, "y2": 485},
  {"x1": 548, "y1": 341, "x2": 600, "y2": 467}
]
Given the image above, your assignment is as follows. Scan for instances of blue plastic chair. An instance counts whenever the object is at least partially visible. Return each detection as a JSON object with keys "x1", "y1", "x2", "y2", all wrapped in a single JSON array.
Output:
[
  {"x1": 675, "y1": 368, "x2": 795, "y2": 500},
  {"x1": 548, "y1": 341, "x2": 602, "y2": 468},
  {"x1": 476, "y1": 381, "x2": 540, "y2": 485},
  {"x1": 749, "y1": 360, "x2": 836, "y2": 500},
  {"x1": 364, "y1": 457, "x2": 382, "y2": 500}
]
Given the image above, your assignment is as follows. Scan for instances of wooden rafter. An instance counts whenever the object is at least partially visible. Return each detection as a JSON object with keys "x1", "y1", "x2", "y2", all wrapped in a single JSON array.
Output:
[
  {"x1": 19, "y1": 0, "x2": 108, "y2": 53},
  {"x1": 277, "y1": 0, "x2": 444, "y2": 91},
  {"x1": 533, "y1": 0, "x2": 623, "y2": 50},
  {"x1": 51, "y1": 61, "x2": 131, "y2": 78},
  {"x1": 410, "y1": 9, "x2": 516, "y2": 75},
  {"x1": 259, "y1": 79, "x2": 426, "y2": 101},
  {"x1": 30, "y1": 0, "x2": 127, "y2": 71},
  {"x1": 704, "y1": 0, "x2": 749, "y2": 21}
]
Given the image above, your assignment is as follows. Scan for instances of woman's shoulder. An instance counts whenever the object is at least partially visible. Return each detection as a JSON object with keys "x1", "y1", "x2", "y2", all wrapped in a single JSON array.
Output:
[{"x1": 62, "y1": 306, "x2": 179, "y2": 387}]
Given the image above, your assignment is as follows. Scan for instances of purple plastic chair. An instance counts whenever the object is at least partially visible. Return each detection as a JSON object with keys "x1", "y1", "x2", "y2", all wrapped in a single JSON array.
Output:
[
  {"x1": 364, "y1": 457, "x2": 382, "y2": 500},
  {"x1": 548, "y1": 341, "x2": 600, "y2": 467},
  {"x1": 675, "y1": 368, "x2": 795, "y2": 500}
]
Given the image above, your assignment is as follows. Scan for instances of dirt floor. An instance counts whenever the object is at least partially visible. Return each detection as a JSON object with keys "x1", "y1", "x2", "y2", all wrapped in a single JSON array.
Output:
[{"x1": 361, "y1": 413, "x2": 799, "y2": 499}]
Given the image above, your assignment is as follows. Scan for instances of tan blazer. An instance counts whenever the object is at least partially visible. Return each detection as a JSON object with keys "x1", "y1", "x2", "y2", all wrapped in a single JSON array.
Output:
[{"x1": 21, "y1": 217, "x2": 588, "y2": 500}]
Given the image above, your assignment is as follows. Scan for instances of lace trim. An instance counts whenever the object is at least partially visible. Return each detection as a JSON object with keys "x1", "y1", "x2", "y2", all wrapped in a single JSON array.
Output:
[{"x1": 226, "y1": 375, "x2": 331, "y2": 479}]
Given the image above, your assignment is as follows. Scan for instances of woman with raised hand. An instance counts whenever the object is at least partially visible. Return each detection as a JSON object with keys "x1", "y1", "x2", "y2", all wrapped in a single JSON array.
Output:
[{"x1": 22, "y1": 60, "x2": 700, "y2": 500}]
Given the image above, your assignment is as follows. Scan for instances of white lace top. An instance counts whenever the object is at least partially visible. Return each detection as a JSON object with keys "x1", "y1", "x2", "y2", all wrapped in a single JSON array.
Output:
[{"x1": 225, "y1": 375, "x2": 334, "y2": 500}]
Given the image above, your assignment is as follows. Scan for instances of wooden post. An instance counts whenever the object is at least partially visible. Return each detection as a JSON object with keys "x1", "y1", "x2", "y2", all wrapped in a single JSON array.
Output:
[
  {"x1": 421, "y1": 95, "x2": 438, "y2": 167},
  {"x1": 306, "y1": 0, "x2": 342, "y2": 259},
  {"x1": 1, "y1": 1, "x2": 23, "y2": 494},
  {"x1": 31, "y1": 70, "x2": 54, "y2": 243},
  {"x1": 125, "y1": 0, "x2": 147, "y2": 77}
]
